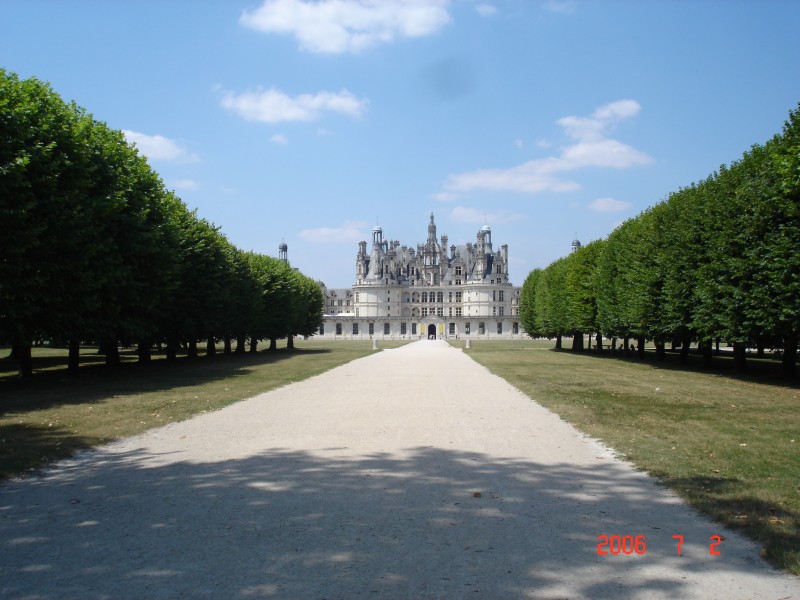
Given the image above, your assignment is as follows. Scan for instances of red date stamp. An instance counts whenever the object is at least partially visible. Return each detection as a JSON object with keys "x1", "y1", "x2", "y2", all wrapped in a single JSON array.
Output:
[{"x1": 597, "y1": 534, "x2": 723, "y2": 556}]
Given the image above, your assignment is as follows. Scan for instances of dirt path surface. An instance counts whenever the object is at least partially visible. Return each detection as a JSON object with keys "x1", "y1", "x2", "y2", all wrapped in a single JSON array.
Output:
[{"x1": 2, "y1": 340, "x2": 798, "y2": 599}]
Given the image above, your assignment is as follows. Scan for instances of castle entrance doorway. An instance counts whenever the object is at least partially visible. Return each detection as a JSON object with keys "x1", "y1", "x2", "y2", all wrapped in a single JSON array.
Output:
[{"x1": 427, "y1": 324, "x2": 437, "y2": 339}]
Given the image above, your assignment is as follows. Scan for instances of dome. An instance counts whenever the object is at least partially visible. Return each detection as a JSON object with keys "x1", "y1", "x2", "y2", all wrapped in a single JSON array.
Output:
[
  {"x1": 481, "y1": 224, "x2": 491, "y2": 232},
  {"x1": 279, "y1": 242, "x2": 288, "y2": 251}
]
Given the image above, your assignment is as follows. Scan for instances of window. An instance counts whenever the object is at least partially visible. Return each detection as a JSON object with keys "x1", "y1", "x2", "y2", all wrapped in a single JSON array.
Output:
[
  {"x1": 465, "y1": 322, "x2": 471, "y2": 334},
  {"x1": 479, "y1": 322, "x2": 485, "y2": 335},
  {"x1": 492, "y1": 290, "x2": 496, "y2": 301},
  {"x1": 499, "y1": 290, "x2": 505, "y2": 302},
  {"x1": 513, "y1": 322, "x2": 519, "y2": 334},
  {"x1": 497, "y1": 322, "x2": 503, "y2": 334},
  {"x1": 338, "y1": 299, "x2": 343, "y2": 306},
  {"x1": 412, "y1": 323, "x2": 417, "y2": 335},
  {"x1": 422, "y1": 307, "x2": 428, "y2": 317},
  {"x1": 330, "y1": 299, "x2": 335, "y2": 306},
  {"x1": 448, "y1": 292, "x2": 452, "y2": 302},
  {"x1": 368, "y1": 323, "x2": 374, "y2": 335},
  {"x1": 455, "y1": 279, "x2": 461, "y2": 286},
  {"x1": 492, "y1": 306, "x2": 496, "y2": 316},
  {"x1": 455, "y1": 266, "x2": 462, "y2": 276},
  {"x1": 449, "y1": 323, "x2": 456, "y2": 335},
  {"x1": 421, "y1": 292, "x2": 428, "y2": 302},
  {"x1": 455, "y1": 291, "x2": 462, "y2": 302},
  {"x1": 355, "y1": 293, "x2": 359, "y2": 302},
  {"x1": 353, "y1": 323, "x2": 359, "y2": 335},
  {"x1": 319, "y1": 324, "x2": 324, "y2": 335},
  {"x1": 437, "y1": 292, "x2": 443, "y2": 302},
  {"x1": 499, "y1": 306, "x2": 504, "y2": 316},
  {"x1": 436, "y1": 307, "x2": 443, "y2": 317},
  {"x1": 336, "y1": 323, "x2": 342, "y2": 335},
  {"x1": 448, "y1": 307, "x2": 452, "y2": 316},
  {"x1": 384, "y1": 323, "x2": 390, "y2": 335},
  {"x1": 455, "y1": 307, "x2": 462, "y2": 317},
  {"x1": 430, "y1": 293, "x2": 435, "y2": 303},
  {"x1": 401, "y1": 322, "x2": 407, "y2": 335}
]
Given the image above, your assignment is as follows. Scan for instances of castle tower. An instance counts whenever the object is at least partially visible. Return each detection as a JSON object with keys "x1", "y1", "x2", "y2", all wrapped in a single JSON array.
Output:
[{"x1": 279, "y1": 241, "x2": 288, "y2": 263}]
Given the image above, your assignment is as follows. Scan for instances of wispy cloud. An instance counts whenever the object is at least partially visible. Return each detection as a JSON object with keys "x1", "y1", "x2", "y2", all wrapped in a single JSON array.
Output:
[
  {"x1": 476, "y1": 4, "x2": 497, "y2": 17},
  {"x1": 450, "y1": 206, "x2": 524, "y2": 224},
  {"x1": 240, "y1": 0, "x2": 452, "y2": 54},
  {"x1": 299, "y1": 220, "x2": 367, "y2": 243},
  {"x1": 588, "y1": 197, "x2": 632, "y2": 213},
  {"x1": 270, "y1": 133, "x2": 289, "y2": 144},
  {"x1": 220, "y1": 87, "x2": 368, "y2": 123},
  {"x1": 170, "y1": 179, "x2": 200, "y2": 191},
  {"x1": 543, "y1": 0, "x2": 577, "y2": 15},
  {"x1": 438, "y1": 99, "x2": 653, "y2": 198},
  {"x1": 123, "y1": 130, "x2": 198, "y2": 162}
]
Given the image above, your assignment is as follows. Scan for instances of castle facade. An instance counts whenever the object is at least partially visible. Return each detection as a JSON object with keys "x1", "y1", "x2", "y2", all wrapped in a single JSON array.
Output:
[{"x1": 317, "y1": 213, "x2": 524, "y2": 340}]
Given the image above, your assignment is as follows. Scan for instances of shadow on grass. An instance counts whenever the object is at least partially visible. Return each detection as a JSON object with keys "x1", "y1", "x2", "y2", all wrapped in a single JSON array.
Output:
[
  {"x1": 657, "y1": 475, "x2": 800, "y2": 572},
  {"x1": 0, "y1": 348, "x2": 322, "y2": 414},
  {"x1": 2, "y1": 446, "x2": 793, "y2": 599},
  {"x1": 543, "y1": 345, "x2": 800, "y2": 390},
  {"x1": 0, "y1": 424, "x2": 101, "y2": 480}
]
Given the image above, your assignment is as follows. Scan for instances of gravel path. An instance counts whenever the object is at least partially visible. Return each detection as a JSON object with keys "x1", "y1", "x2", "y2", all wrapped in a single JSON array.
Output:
[{"x1": 1, "y1": 340, "x2": 798, "y2": 599}]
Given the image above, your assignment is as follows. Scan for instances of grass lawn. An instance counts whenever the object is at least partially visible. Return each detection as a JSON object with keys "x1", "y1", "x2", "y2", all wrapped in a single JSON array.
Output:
[
  {"x1": 0, "y1": 339, "x2": 407, "y2": 480},
  {"x1": 458, "y1": 338, "x2": 800, "y2": 575}
]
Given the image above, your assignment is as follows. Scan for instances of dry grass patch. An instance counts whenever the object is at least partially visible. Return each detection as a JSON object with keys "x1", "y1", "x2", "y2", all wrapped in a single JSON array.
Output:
[{"x1": 458, "y1": 339, "x2": 800, "y2": 574}]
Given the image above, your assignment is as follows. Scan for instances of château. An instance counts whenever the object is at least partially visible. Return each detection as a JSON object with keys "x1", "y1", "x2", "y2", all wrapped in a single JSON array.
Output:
[{"x1": 317, "y1": 213, "x2": 524, "y2": 339}]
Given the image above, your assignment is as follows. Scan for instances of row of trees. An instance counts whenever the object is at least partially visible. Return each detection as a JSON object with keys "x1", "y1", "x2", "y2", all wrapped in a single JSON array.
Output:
[
  {"x1": 1, "y1": 69, "x2": 324, "y2": 377},
  {"x1": 521, "y1": 104, "x2": 799, "y2": 377}
]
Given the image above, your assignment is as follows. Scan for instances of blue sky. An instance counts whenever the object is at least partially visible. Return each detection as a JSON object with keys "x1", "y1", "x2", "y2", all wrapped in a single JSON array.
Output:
[{"x1": 3, "y1": 0, "x2": 799, "y2": 288}]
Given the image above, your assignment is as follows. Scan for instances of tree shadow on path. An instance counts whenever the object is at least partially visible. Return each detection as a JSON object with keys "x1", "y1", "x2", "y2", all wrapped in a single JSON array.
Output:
[{"x1": 2, "y1": 445, "x2": 795, "y2": 599}]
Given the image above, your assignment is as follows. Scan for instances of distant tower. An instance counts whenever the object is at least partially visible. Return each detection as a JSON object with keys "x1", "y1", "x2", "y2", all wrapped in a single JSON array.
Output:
[
  {"x1": 571, "y1": 236, "x2": 582, "y2": 253},
  {"x1": 279, "y1": 240, "x2": 288, "y2": 263}
]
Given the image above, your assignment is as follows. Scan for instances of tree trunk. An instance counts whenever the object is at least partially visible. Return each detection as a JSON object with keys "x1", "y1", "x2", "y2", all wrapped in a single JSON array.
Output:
[
  {"x1": 555, "y1": 335, "x2": 562, "y2": 350},
  {"x1": 680, "y1": 335, "x2": 691, "y2": 364},
  {"x1": 595, "y1": 332, "x2": 603, "y2": 354},
  {"x1": 250, "y1": 336, "x2": 258, "y2": 353},
  {"x1": 235, "y1": 335, "x2": 247, "y2": 354},
  {"x1": 756, "y1": 339, "x2": 765, "y2": 358},
  {"x1": 782, "y1": 332, "x2": 797, "y2": 378},
  {"x1": 223, "y1": 336, "x2": 232, "y2": 355},
  {"x1": 14, "y1": 335, "x2": 33, "y2": 378},
  {"x1": 206, "y1": 338, "x2": 216, "y2": 357},
  {"x1": 611, "y1": 337, "x2": 617, "y2": 356},
  {"x1": 104, "y1": 340, "x2": 120, "y2": 367},
  {"x1": 623, "y1": 336, "x2": 630, "y2": 357},
  {"x1": 137, "y1": 339, "x2": 151, "y2": 364},
  {"x1": 637, "y1": 336, "x2": 646, "y2": 359},
  {"x1": 68, "y1": 339, "x2": 81, "y2": 373},
  {"x1": 571, "y1": 332, "x2": 583, "y2": 352},
  {"x1": 188, "y1": 340, "x2": 198, "y2": 359},
  {"x1": 714, "y1": 337, "x2": 721, "y2": 355},
  {"x1": 166, "y1": 336, "x2": 178, "y2": 362},
  {"x1": 287, "y1": 336, "x2": 295, "y2": 350},
  {"x1": 701, "y1": 339, "x2": 713, "y2": 367},
  {"x1": 655, "y1": 338, "x2": 666, "y2": 361},
  {"x1": 733, "y1": 341, "x2": 747, "y2": 372}
]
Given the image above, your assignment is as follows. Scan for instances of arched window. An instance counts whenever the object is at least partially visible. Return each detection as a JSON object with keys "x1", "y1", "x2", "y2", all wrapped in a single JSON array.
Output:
[
  {"x1": 421, "y1": 292, "x2": 428, "y2": 302},
  {"x1": 437, "y1": 292, "x2": 443, "y2": 303}
]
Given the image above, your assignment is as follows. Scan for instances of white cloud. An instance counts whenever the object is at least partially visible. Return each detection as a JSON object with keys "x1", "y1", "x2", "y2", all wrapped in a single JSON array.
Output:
[
  {"x1": 588, "y1": 197, "x2": 632, "y2": 213},
  {"x1": 513, "y1": 138, "x2": 524, "y2": 149},
  {"x1": 299, "y1": 220, "x2": 367, "y2": 243},
  {"x1": 170, "y1": 179, "x2": 200, "y2": 191},
  {"x1": 240, "y1": 0, "x2": 452, "y2": 54},
  {"x1": 122, "y1": 130, "x2": 197, "y2": 162},
  {"x1": 476, "y1": 4, "x2": 497, "y2": 17},
  {"x1": 450, "y1": 206, "x2": 524, "y2": 224},
  {"x1": 270, "y1": 133, "x2": 289, "y2": 144},
  {"x1": 543, "y1": 0, "x2": 577, "y2": 15},
  {"x1": 439, "y1": 99, "x2": 653, "y2": 197},
  {"x1": 220, "y1": 87, "x2": 368, "y2": 123}
]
